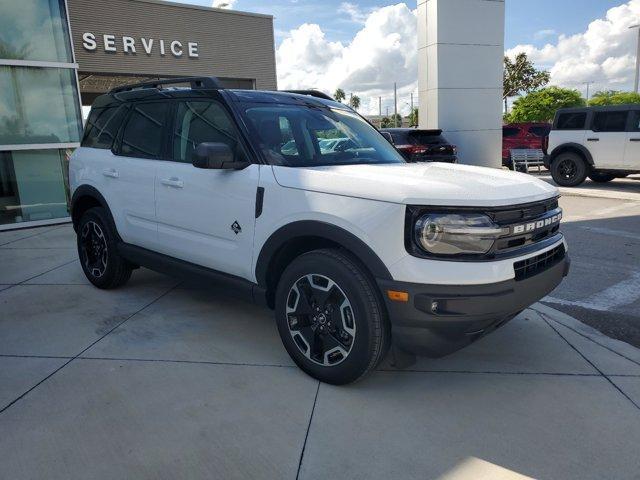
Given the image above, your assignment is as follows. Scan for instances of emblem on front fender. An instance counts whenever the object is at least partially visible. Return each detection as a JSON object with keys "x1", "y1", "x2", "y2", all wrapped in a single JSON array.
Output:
[{"x1": 231, "y1": 221, "x2": 242, "y2": 235}]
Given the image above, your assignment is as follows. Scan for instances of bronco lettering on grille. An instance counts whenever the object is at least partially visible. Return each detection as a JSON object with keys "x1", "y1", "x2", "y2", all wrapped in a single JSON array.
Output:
[{"x1": 511, "y1": 211, "x2": 562, "y2": 235}]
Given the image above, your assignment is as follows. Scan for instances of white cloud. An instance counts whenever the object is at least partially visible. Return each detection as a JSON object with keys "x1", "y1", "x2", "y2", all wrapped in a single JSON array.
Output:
[
  {"x1": 507, "y1": 0, "x2": 640, "y2": 95},
  {"x1": 533, "y1": 29, "x2": 556, "y2": 40},
  {"x1": 211, "y1": 0, "x2": 236, "y2": 9},
  {"x1": 338, "y1": 2, "x2": 368, "y2": 24},
  {"x1": 276, "y1": 3, "x2": 418, "y2": 115}
]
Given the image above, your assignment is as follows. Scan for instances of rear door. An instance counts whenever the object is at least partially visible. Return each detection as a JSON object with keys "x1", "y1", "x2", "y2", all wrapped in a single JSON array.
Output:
[
  {"x1": 106, "y1": 102, "x2": 168, "y2": 249},
  {"x1": 625, "y1": 110, "x2": 640, "y2": 169},
  {"x1": 588, "y1": 110, "x2": 629, "y2": 169},
  {"x1": 154, "y1": 98, "x2": 259, "y2": 279},
  {"x1": 502, "y1": 126, "x2": 522, "y2": 160}
]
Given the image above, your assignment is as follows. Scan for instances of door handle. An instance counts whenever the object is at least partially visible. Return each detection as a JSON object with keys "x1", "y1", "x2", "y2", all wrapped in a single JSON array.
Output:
[
  {"x1": 160, "y1": 177, "x2": 184, "y2": 188},
  {"x1": 630, "y1": 138, "x2": 640, "y2": 142},
  {"x1": 102, "y1": 168, "x2": 119, "y2": 178},
  {"x1": 587, "y1": 138, "x2": 599, "y2": 142}
]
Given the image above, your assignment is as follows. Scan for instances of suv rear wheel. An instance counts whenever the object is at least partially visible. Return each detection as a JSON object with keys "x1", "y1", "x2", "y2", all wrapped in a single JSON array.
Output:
[
  {"x1": 275, "y1": 249, "x2": 389, "y2": 384},
  {"x1": 77, "y1": 207, "x2": 132, "y2": 289},
  {"x1": 588, "y1": 171, "x2": 616, "y2": 183},
  {"x1": 551, "y1": 152, "x2": 588, "y2": 187}
]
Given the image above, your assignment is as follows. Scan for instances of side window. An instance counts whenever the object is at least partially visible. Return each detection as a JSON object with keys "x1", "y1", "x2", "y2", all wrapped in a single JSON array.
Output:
[
  {"x1": 591, "y1": 111, "x2": 629, "y2": 132},
  {"x1": 529, "y1": 126, "x2": 550, "y2": 137},
  {"x1": 172, "y1": 100, "x2": 247, "y2": 163},
  {"x1": 502, "y1": 127, "x2": 520, "y2": 137},
  {"x1": 120, "y1": 102, "x2": 169, "y2": 159},
  {"x1": 631, "y1": 111, "x2": 640, "y2": 132},
  {"x1": 557, "y1": 113, "x2": 586, "y2": 130},
  {"x1": 82, "y1": 105, "x2": 128, "y2": 149}
]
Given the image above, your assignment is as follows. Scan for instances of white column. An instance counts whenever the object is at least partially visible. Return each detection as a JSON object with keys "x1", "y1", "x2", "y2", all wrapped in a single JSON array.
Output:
[{"x1": 418, "y1": 0, "x2": 504, "y2": 168}]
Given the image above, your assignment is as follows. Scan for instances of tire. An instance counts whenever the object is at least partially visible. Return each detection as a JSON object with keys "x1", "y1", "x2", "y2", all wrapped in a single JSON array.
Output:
[
  {"x1": 550, "y1": 152, "x2": 588, "y2": 187},
  {"x1": 77, "y1": 207, "x2": 132, "y2": 289},
  {"x1": 588, "y1": 172, "x2": 615, "y2": 183},
  {"x1": 275, "y1": 249, "x2": 390, "y2": 385}
]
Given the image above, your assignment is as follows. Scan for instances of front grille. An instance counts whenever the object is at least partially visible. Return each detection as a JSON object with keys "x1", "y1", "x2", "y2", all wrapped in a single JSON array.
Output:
[
  {"x1": 489, "y1": 197, "x2": 558, "y2": 225},
  {"x1": 514, "y1": 244, "x2": 565, "y2": 281}
]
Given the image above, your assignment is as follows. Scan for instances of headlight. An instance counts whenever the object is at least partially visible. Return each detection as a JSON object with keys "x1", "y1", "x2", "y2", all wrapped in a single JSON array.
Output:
[{"x1": 414, "y1": 213, "x2": 504, "y2": 256}]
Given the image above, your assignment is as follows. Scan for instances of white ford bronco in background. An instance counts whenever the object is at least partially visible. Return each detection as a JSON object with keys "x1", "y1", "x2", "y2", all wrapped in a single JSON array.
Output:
[
  {"x1": 70, "y1": 77, "x2": 569, "y2": 384},
  {"x1": 546, "y1": 104, "x2": 640, "y2": 187}
]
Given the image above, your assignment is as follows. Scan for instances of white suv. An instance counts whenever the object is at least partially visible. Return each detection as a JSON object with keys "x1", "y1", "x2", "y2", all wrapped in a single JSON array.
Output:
[
  {"x1": 546, "y1": 105, "x2": 640, "y2": 186},
  {"x1": 70, "y1": 77, "x2": 569, "y2": 384}
]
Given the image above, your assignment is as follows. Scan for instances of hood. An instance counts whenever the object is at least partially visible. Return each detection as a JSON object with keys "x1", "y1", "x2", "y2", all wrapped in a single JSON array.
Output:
[{"x1": 271, "y1": 163, "x2": 558, "y2": 207}]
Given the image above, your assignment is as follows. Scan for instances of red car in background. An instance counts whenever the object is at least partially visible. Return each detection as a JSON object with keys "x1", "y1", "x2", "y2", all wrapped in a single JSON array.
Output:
[{"x1": 502, "y1": 122, "x2": 551, "y2": 168}]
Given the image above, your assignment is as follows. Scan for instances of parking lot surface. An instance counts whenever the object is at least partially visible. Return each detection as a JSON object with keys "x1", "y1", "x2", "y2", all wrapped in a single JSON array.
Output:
[{"x1": 1, "y1": 223, "x2": 640, "y2": 479}]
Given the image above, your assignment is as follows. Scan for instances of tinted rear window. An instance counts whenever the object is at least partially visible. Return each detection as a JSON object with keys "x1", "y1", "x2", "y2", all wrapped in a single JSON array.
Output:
[
  {"x1": 120, "y1": 102, "x2": 169, "y2": 159},
  {"x1": 529, "y1": 125, "x2": 550, "y2": 137},
  {"x1": 388, "y1": 131, "x2": 409, "y2": 144},
  {"x1": 409, "y1": 131, "x2": 446, "y2": 145},
  {"x1": 82, "y1": 105, "x2": 128, "y2": 149},
  {"x1": 502, "y1": 127, "x2": 520, "y2": 137},
  {"x1": 556, "y1": 112, "x2": 586, "y2": 130},
  {"x1": 592, "y1": 111, "x2": 629, "y2": 132}
]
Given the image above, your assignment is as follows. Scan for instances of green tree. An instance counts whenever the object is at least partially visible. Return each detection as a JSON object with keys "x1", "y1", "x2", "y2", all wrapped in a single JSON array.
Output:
[
  {"x1": 588, "y1": 90, "x2": 640, "y2": 106},
  {"x1": 506, "y1": 87, "x2": 585, "y2": 123},
  {"x1": 503, "y1": 53, "x2": 550, "y2": 113},
  {"x1": 334, "y1": 88, "x2": 346, "y2": 103},
  {"x1": 380, "y1": 116, "x2": 392, "y2": 128},
  {"x1": 409, "y1": 107, "x2": 418, "y2": 127},
  {"x1": 389, "y1": 113, "x2": 402, "y2": 127},
  {"x1": 349, "y1": 94, "x2": 361, "y2": 110}
]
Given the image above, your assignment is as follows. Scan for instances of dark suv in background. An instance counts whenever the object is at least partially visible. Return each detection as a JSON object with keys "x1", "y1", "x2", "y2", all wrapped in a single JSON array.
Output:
[
  {"x1": 381, "y1": 128, "x2": 457, "y2": 163},
  {"x1": 502, "y1": 122, "x2": 551, "y2": 168}
]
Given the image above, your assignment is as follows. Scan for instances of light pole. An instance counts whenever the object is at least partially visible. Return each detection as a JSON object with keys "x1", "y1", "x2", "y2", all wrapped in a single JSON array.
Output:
[
  {"x1": 583, "y1": 81, "x2": 594, "y2": 101},
  {"x1": 630, "y1": 24, "x2": 640, "y2": 93}
]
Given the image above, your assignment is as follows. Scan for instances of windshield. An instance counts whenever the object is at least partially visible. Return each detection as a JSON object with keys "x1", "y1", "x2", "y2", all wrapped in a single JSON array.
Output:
[{"x1": 241, "y1": 104, "x2": 406, "y2": 167}]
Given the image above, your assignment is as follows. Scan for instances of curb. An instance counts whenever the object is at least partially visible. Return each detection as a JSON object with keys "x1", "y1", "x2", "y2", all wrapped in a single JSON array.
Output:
[{"x1": 531, "y1": 302, "x2": 640, "y2": 364}]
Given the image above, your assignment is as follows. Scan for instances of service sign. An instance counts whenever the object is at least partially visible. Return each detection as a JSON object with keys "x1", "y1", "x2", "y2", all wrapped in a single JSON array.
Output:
[{"x1": 82, "y1": 32, "x2": 199, "y2": 58}]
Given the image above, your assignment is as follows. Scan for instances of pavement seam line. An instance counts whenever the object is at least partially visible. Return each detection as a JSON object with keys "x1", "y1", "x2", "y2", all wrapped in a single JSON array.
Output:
[
  {"x1": 533, "y1": 308, "x2": 640, "y2": 368},
  {"x1": 0, "y1": 224, "x2": 68, "y2": 247},
  {"x1": 0, "y1": 283, "x2": 179, "y2": 416},
  {"x1": 296, "y1": 381, "x2": 320, "y2": 480},
  {"x1": 541, "y1": 314, "x2": 640, "y2": 411},
  {"x1": 0, "y1": 258, "x2": 79, "y2": 294}
]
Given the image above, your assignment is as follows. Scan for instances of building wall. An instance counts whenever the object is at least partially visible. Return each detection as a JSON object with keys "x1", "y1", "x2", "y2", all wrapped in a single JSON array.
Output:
[
  {"x1": 67, "y1": 0, "x2": 278, "y2": 90},
  {"x1": 0, "y1": 0, "x2": 83, "y2": 229}
]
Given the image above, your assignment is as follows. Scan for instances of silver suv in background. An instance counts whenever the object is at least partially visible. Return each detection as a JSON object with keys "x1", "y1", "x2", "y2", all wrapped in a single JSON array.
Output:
[{"x1": 545, "y1": 105, "x2": 640, "y2": 186}]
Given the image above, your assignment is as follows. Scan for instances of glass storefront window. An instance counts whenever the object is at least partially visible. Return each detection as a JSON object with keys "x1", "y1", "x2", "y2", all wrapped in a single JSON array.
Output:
[
  {"x1": 0, "y1": 149, "x2": 70, "y2": 226},
  {"x1": 0, "y1": 66, "x2": 82, "y2": 145},
  {"x1": 0, "y1": 0, "x2": 72, "y2": 63}
]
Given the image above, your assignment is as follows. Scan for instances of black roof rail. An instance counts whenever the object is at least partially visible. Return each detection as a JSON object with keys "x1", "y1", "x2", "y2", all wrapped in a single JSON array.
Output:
[
  {"x1": 109, "y1": 76, "x2": 223, "y2": 94},
  {"x1": 282, "y1": 89, "x2": 335, "y2": 101}
]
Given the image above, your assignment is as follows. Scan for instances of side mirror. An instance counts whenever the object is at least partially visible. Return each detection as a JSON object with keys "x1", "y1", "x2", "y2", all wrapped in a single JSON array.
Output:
[{"x1": 192, "y1": 142, "x2": 249, "y2": 170}]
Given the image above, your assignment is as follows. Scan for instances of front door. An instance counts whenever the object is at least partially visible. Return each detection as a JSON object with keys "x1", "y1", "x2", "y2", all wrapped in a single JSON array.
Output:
[
  {"x1": 154, "y1": 99, "x2": 259, "y2": 280},
  {"x1": 587, "y1": 110, "x2": 629, "y2": 169}
]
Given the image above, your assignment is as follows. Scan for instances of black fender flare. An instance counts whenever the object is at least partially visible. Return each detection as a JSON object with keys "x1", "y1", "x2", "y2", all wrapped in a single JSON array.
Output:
[
  {"x1": 255, "y1": 220, "x2": 393, "y2": 287},
  {"x1": 70, "y1": 185, "x2": 118, "y2": 236},
  {"x1": 549, "y1": 143, "x2": 594, "y2": 166}
]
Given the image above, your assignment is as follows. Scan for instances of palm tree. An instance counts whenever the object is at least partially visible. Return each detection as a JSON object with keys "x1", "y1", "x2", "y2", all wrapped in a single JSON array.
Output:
[
  {"x1": 334, "y1": 88, "x2": 346, "y2": 103},
  {"x1": 349, "y1": 95, "x2": 361, "y2": 110}
]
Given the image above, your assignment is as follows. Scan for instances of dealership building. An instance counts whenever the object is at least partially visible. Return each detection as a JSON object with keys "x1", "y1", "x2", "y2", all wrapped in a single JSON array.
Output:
[{"x1": 0, "y1": 0, "x2": 277, "y2": 230}]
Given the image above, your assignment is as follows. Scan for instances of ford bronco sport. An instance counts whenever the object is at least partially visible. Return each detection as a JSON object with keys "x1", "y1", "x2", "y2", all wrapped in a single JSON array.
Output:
[{"x1": 70, "y1": 77, "x2": 569, "y2": 384}]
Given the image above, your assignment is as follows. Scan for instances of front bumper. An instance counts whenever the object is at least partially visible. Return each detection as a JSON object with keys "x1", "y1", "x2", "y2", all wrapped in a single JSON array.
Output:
[{"x1": 377, "y1": 252, "x2": 570, "y2": 358}]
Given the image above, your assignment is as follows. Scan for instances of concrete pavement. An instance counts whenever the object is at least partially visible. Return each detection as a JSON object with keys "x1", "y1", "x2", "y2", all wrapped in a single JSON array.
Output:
[{"x1": 1, "y1": 224, "x2": 639, "y2": 479}]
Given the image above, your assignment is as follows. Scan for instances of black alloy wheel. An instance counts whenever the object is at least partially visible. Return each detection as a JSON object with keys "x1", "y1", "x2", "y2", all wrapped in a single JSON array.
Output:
[
  {"x1": 80, "y1": 220, "x2": 108, "y2": 278},
  {"x1": 77, "y1": 207, "x2": 132, "y2": 289},
  {"x1": 286, "y1": 273, "x2": 356, "y2": 367},
  {"x1": 551, "y1": 152, "x2": 587, "y2": 187}
]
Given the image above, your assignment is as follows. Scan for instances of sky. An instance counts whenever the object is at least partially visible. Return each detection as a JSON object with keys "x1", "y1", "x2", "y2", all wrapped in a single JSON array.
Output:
[{"x1": 174, "y1": 0, "x2": 640, "y2": 115}]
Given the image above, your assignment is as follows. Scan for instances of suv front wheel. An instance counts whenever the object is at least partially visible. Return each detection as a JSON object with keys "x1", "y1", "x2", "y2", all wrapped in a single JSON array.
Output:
[
  {"x1": 551, "y1": 152, "x2": 588, "y2": 187},
  {"x1": 275, "y1": 249, "x2": 390, "y2": 384},
  {"x1": 77, "y1": 207, "x2": 132, "y2": 289}
]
